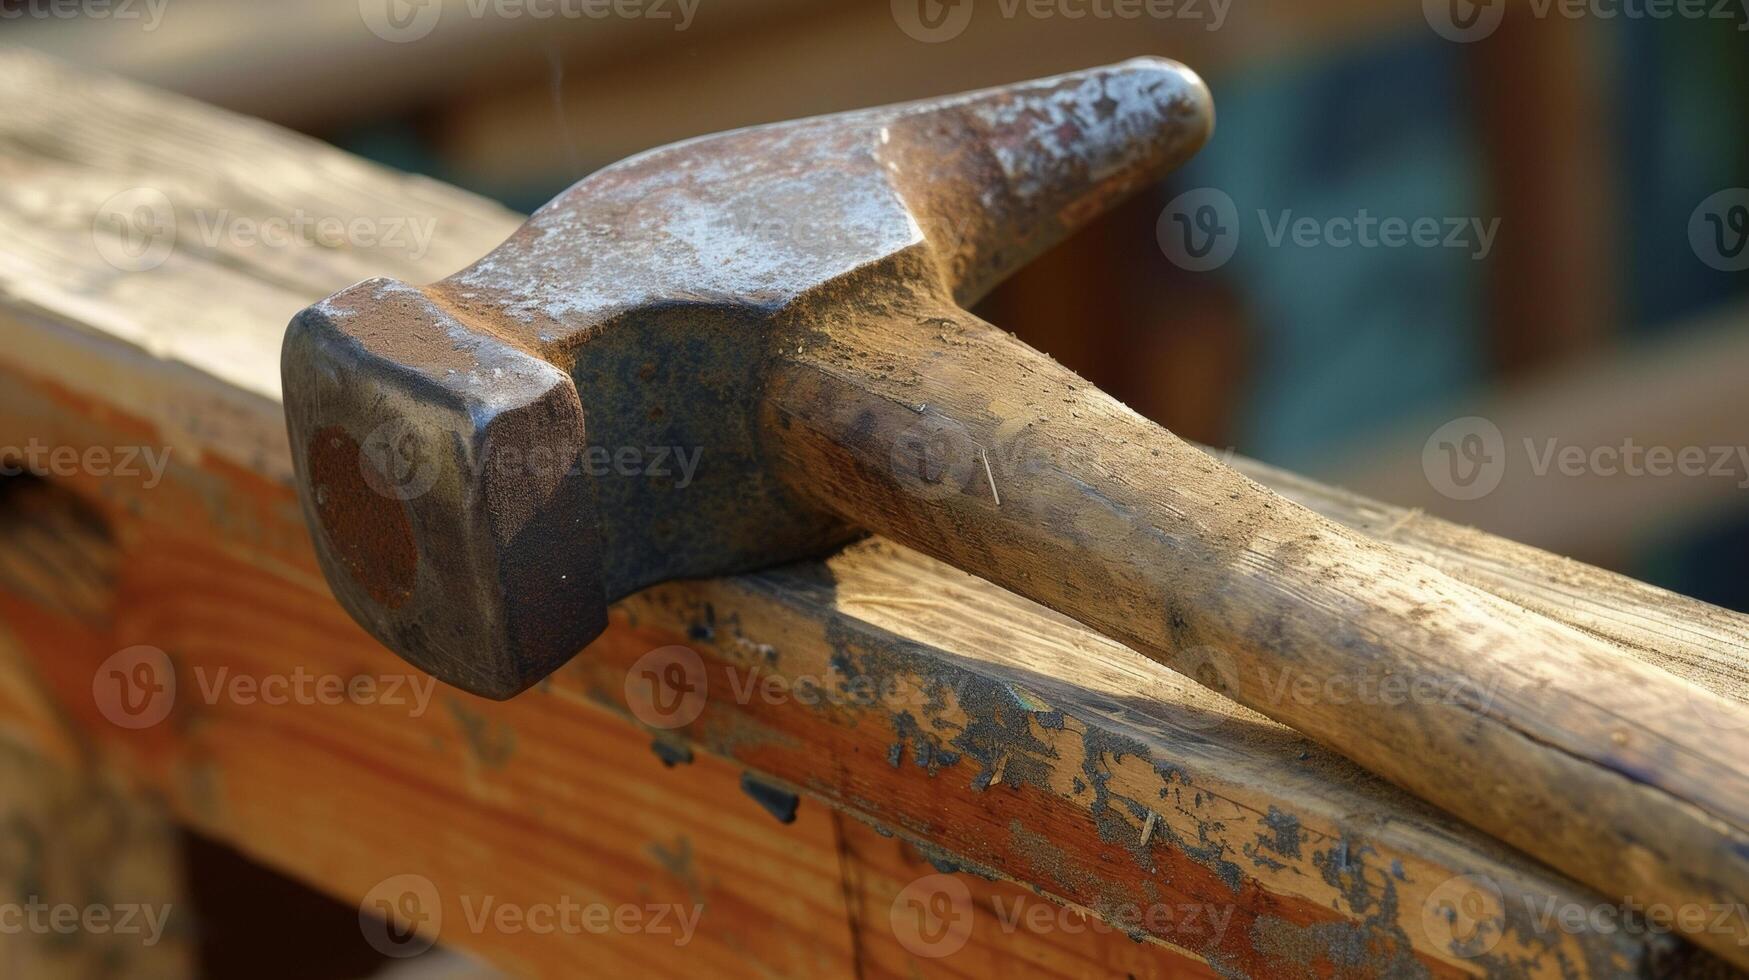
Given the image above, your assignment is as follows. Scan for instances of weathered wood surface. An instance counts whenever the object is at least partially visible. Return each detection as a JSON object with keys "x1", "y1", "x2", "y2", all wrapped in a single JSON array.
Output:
[
  {"x1": 1, "y1": 50, "x2": 1746, "y2": 977},
  {"x1": 11, "y1": 0, "x2": 1435, "y2": 165},
  {"x1": 771, "y1": 280, "x2": 1749, "y2": 968}
]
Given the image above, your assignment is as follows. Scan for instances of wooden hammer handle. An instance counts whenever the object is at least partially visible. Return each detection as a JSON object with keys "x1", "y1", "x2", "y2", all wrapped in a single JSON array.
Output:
[{"x1": 766, "y1": 301, "x2": 1749, "y2": 960}]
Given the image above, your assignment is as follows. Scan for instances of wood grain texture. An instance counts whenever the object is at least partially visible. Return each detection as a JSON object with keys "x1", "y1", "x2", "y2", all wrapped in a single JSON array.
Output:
[
  {"x1": 767, "y1": 290, "x2": 1749, "y2": 965},
  {"x1": 0, "y1": 371, "x2": 1699, "y2": 978},
  {"x1": 0, "y1": 479, "x2": 194, "y2": 980},
  {"x1": 1, "y1": 49, "x2": 1747, "y2": 977}
]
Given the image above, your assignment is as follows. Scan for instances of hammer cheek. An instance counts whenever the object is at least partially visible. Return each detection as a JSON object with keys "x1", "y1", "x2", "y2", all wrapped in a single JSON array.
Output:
[{"x1": 468, "y1": 381, "x2": 610, "y2": 691}]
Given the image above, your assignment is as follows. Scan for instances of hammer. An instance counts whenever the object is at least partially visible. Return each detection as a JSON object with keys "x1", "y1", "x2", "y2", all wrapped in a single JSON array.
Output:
[{"x1": 282, "y1": 60, "x2": 1749, "y2": 962}]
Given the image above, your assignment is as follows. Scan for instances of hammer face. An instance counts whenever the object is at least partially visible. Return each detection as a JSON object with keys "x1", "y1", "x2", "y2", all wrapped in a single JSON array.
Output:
[{"x1": 283, "y1": 279, "x2": 609, "y2": 698}]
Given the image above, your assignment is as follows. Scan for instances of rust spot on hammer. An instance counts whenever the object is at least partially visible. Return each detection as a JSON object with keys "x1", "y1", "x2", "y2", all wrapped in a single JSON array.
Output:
[{"x1": 307, "y1": 425, "x2": 417, "y2": 609}]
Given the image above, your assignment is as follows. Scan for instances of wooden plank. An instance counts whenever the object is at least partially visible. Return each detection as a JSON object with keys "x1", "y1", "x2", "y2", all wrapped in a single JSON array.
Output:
[
  {"x1": 1, "y1": 50, "x2": 1744, "y2": 976},
  {"x1": 2, "y1": 372, "x2": 1691, "y2": 978},
  {"x1": 12, "y1": 0, "x2": 1427, "y2": 150},
  {"x1": 431, "y1": 0, "x2": 1440, "y2": 185},
  {"x1": 766, "y1": 259, "x2": 1749, "y2": 957}
]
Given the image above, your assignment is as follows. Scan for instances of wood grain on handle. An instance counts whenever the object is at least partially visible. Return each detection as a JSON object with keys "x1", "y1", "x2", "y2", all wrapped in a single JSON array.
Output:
[{"x1": 766, "y1": 293, "x2": 1749, "y2": 966}]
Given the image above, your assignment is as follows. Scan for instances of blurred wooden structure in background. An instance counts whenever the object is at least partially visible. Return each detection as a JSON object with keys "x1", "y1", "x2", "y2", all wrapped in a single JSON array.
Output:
[
  {"x1": 0, "y1": 478, "x2": 193, "y2": 979},
  {"x1": 9, "y1": 0, "x2": 1632, "y2": 455},
  {"x1": 26, "y1": 1, "x2": 1746, "y2": 587}
]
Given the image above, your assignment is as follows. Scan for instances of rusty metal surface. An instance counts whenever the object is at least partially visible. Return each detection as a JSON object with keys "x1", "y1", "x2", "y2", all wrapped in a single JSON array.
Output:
[{"x1": 282, "y1": 58, "x2": 1212, "y2": 697}]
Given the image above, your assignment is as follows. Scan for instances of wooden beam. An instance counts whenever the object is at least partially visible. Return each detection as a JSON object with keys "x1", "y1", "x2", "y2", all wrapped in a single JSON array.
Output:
[
  {"x1": 0, "y1": 478, "x2": 195, "y2": 980},
  {"x1": 431, "y1": 0, "x2": 1440, "y2": 184},
  {"x1": 1324, "y1": 313, "x2": 1749, "y2": 568},
  {"x1": 1, "y1": 50, "x2": 1743, "y2": 976},
  {"x1": 10, "y1": 0, "x2": 1428, "y2": 142},
  {"x1": 1467, "y1": 11, "x2": 1617, "y2": 376}
]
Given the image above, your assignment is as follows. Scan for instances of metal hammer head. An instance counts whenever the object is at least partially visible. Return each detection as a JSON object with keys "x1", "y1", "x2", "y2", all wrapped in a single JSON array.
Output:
[{"x1": 282, "y1": 58, "x2": 1212, "y2": 698}]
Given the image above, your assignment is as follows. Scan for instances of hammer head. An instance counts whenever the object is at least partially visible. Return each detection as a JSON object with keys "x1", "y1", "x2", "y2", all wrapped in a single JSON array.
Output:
[{"x1": 283, "y1": 58, "x2": 1213, "y2": 698}]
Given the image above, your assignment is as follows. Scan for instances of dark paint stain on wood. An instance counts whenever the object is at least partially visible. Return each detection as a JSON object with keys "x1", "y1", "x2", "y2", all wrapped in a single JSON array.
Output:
[
  {"x1": 445, "y1": 698, "x2": 516, "y2": 769},
  {"x1": 740, "y1": 773, "x2": 799, "y2": 824},
  {"x1": 651, "y1": 738, "x2": 694, "y2": 767}
]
